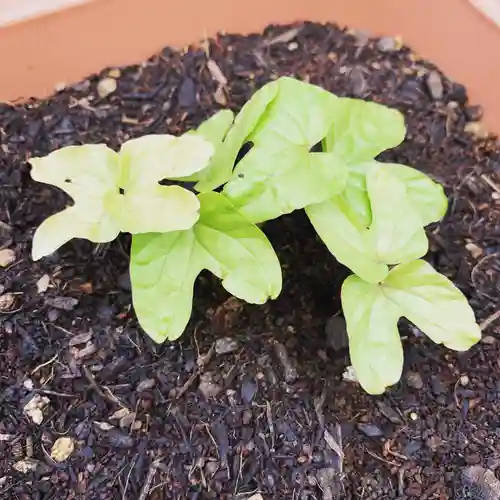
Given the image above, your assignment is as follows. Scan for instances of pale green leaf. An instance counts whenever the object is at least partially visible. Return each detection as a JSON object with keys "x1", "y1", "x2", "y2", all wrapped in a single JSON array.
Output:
[
  {"x1": 116, "y1": 133, "x2": 212, "y2": 232},
  {"x1": 30, "y1": 135, "x2": 214, "y2": 259},
  {"x1": 195, "y1": 110, "x2": 235, "y2": 147},
  {"x1": 340, "y1": 161, "x2": 448, "y2": 228},
  {"x1": 366, "y1": 167, "x2": 428, "y2": 264},
  {"x1": 226, "y1": 147, "x2": 347, "y2": 223},
  {"x1": 306, "y1": 197, "x2": 388, "y2": 283},
  {"x1": 382, "y1": 260, "x2": 481, "y2": 350},
  {"x1": 32, "y1": 206, "x2": 120, "y2": 261},
  {"x1": 249, "y1": 77, "x2": 339, "y2": 147},
  {"x1": 324, "y1": 98, "x2": 406, "y2": 164},
  {"x1": 382, "y1": 163, "x2": 448, "y2": 225},
  {"x1": 130, "y1": 192, "x2": 282, "y2": 342},
  {"x1": 224, "y1": 77, "x2": 346, "y2": 222},
  {"x1": 104, "y1": 185, "x2": 200, "y2": 234},
  {"x1": 193, "y1": 83, "x2": 279, "y2": 192},
  {"x1": 221, "y1": 79, "x2": 279, "y2": 157},
  {"x1": 177, "y1": 110, "x2": 235, "y2": 189},
  {"x1": 306, "y1": 164, "x2": 430, "y2": 281},
  {"x1": 341, "y1": 274, "x2": 404, "y2": 394},
  {"x1": 30, "y1": 145, "x2": 122, "y2": 260},
  {"x1": 339, "y1": 162, "x2": 372, "y2": 227},
  {"x1": 119, "y1": 133, "x2": 214, "y2": 186},
  {"x1": 340, "y1": 261, "x2": 481, "y2": 393}
]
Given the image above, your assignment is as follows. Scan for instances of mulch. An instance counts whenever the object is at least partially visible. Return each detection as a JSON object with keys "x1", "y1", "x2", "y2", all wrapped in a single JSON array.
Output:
[{"x1": 1, "y1": 21, "x2": 500, "y2": 500}]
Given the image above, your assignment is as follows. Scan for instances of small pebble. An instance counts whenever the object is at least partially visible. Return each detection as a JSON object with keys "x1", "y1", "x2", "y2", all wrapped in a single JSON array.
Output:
[
  {"x1": 215, "y1": 337, "x2": 239, "y2": 355},
  {"x1": 45, "y1": 296, "x2": 79, "y2": 311},
  {"x1": 136, "y1": 378, "x2": 155, "y2": 392},
  {"x1": 69, "y1": 331, "x2": 93, "y2": 347},
  {"x1": 431, "y1": 376, "x2": 447, "y2": 396},
  {"x1": 406, "y1": 371, "x2": 424, "y2": 389},
  {"x1": 466, "y1": 242, "x2": 484, "y2": 259},
  {"x1": 403, "y1": 440, "x2": 422, "y2": 456},
  {"x1": 240, "y1": 377, "x2": 257, "y2": 404},
  {"x1": 242, "y1": 409, "x2": 252, "y2": 425},
  {"x1": 199, "y1": 372, "x2": 222, "y2": 399},
  {"x1": 325, "y1": 315, "x2": 349, "y2": 351},
  {"x1": 376, "y1": 401, "x2": 402, "y2": 425},
  {"x1": 0, "y1": 293, "x2": 16, "y2": 312},
  {"x1": 105, "y1": 429, "x2": 135, "y2": 449},
  {"x1": 0, "y1": 248, "x2": 16, "y2": 267},
  {"x1": 466, "y1": 453, "x2": 482, "y2": 465},
  {"x1": 465, "y1": 121, "x2": 489, "y2": 139},
  {"x1": 349, "y1": 67, "x2": 367, "y2": 97},
  {"x1": 351, "y1": 29, "x2": 370, "y2": 46},
  {"x1": 357, "y1": 423, "x2": 384, "y2": 438},
  {"x1": 50, "y1": 437, "x2": 75, "y2": 462},
  {"x1": 0, "y1": 221, "x2": 13, "y2": 244},
  {"x1": 107, "y1": 68, "x2": 121, "y2": 79},
  {"x1": 406, "y1": 482, "x2": 422, "y2": 497},
  {"x1": 97, "y1": 77, "x2": 117, "y2": 99},
  {"x1": 204, "y1": 460, "x2": 219, "y2": 477},
  {"x1": 274, "y1": 342, "x2": 298, "y2": 383},
  {"x1": 12, "y1": 458, "x2": 40, "y2": 474},
  {"x1": 461, "y1": 465, "x2": 500, "y2": 499},
  {"x1": 426, "y1": 71, "x2": 444, "y2": 100},
  {"x1": 448, "y1": 82, "x2": 468, "y2": 104},
  {"x1": 376, "y1": 36, "x2": 399, "y2": 52},
  {"x1": 48, "y1": 309, "x2": 59, "y2": 322},
  {"x1": 342, "y1": 365, "x2": 359, "y2": 383},
  {"x1": 178, "y1": 77, "x2": 197, "y2": 108},
  {"x1": 482, "y1": 336, "x2": 497, "y2": 345},
  {"x1": 425, "y1": 435, "x2": 442, "y2": 452},
  {"x1": 36, "y1": 274, "x2": 50, "y2": 294},
  {"x1": 464, "y1": 104, "x2": 484, "y2": 122}
]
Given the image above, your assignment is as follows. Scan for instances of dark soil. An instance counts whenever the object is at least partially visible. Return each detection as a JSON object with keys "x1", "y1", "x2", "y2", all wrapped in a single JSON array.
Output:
[{"x1": 1, "y1": 21, "x2": 500, "y2": 500}]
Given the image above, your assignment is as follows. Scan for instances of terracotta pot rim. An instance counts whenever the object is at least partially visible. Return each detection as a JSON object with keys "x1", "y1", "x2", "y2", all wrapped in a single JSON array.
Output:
[{"x1": 1, "y1": 0, "x2": 500, "y2": 134}]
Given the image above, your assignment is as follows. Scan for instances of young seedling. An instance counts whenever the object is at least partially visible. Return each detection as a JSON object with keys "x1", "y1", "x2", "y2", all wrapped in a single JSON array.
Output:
[{"x1": 30, "y1": 76, "x2": 480, "y2": 395}]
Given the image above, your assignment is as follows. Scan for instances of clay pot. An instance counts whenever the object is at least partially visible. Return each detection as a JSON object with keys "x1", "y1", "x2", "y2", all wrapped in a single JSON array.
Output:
[{"x1": 0, "y1": 0, "x2": 499, "y2": 133}]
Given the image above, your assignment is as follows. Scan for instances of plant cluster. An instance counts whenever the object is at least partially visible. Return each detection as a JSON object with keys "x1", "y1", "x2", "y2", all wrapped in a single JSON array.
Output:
[{"x1": 30, "y1": 77, "x2": 481, "y2": 394}]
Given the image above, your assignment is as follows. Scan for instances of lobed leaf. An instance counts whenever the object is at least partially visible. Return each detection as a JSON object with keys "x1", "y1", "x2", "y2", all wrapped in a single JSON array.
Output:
[
  {"x1": 382, "y1": 260, "x2": 481, "y2": 350},
  {"x1": 227, "y1": 147, "x2": 347, "y2": 223},
  {"x1": 30, "y1": 145, "x2": 122, "y2": 260},
  {"x1": 118, "y1": 133, "x2": 213, "y2": 186},
  {"x1": 224, "y1": 77, "x2": 347, "y2": 223},
  {"x1": 341, "y1": 275, "x2": 403, "y2": 395},
  {"x1": 337, "y1": 161, "x2": 447, "y2": 228},
  {"x1": 338, "y1": 162, "x2": 372, "y2": 227},
  {"x1": 324, "y1": 97, "x2": 406, "y2": 164},
  {"x1": 365, "y1": 167, "x2": 428, "y2": 264},
  {"x1": 307, "y1": 160, "x2": 447, "y2": 279},
  {"x1": 341, "y1": 260, "x2": 481, "y2": 394},
  {"x1": 381, "y1": 163, "x2": 448, "y2": 225},
  {"x1": 130, "y1": 192, "x2": 282, "y2": 342},
  {"x1": 194, "y1": 83, "x2": 279, "y2": 192},
  {"x1": 305, "y1": 197, "x2": 389, "y2": 283},
  {"x1": 30, "y1": 134, "x2": 214, "y2": 259},
  {"x1": 175, "y1": 110, "x2": 236, "y2": 189}
]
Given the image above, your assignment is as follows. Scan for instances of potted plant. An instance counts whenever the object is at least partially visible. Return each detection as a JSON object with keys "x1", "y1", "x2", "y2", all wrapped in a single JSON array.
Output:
[{"x1": 1, "y1": 2, "x2": 499, "y2": 499}]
